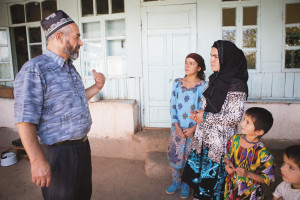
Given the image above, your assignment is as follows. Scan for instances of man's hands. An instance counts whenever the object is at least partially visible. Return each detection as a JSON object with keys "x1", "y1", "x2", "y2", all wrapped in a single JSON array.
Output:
[
  {"x1": 31, "y1": 158, "x2": 51, "y2": 187},
  {"x1": 92, "y1": 69, "x2": 105, "y2": 90}
]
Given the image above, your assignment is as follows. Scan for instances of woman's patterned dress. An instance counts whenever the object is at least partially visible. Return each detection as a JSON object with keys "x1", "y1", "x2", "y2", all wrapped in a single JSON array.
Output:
[{"x1": 183, "y1": 91, "x2": 247, "y2": 199}]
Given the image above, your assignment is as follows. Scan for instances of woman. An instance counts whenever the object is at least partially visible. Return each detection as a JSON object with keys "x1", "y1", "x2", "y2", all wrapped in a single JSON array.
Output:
[{"x1": 182, "y1": 40, "x2": 248, "y2": 200}]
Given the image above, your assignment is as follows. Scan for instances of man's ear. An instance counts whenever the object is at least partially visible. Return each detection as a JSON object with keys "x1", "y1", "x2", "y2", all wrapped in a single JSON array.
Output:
[
  {"x1": 256, "y1": 129, "x2": 264, "y2": 137},
  {"x1": 55, "y1": 32, "x2": 64, "y2": 44}
]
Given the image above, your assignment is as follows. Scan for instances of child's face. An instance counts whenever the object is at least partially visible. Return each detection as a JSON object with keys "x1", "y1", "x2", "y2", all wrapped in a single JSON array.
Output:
[
  {"x1": 281, "y1": 154, "x2": 300, "y2": 187},
  {"x1": 185, "y1": 58, "x2": 200, "y2": 77},
  {"x1": 240, "y1": 114, "x2": 260, "y2": 137}
]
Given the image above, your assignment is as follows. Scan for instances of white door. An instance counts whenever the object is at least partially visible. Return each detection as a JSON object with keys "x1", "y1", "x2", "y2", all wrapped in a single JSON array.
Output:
[{"x1": 142, "y1": 4, "x2": 197, "y2": 127}]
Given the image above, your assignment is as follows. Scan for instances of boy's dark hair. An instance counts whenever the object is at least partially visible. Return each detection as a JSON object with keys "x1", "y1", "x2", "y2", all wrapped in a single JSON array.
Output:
[
  {"x1": 284, "y1": 145, "x2": 300, "y2": 168},
  {"x1": 245, "y1": 107, "x2": 273, "y2": 136}
]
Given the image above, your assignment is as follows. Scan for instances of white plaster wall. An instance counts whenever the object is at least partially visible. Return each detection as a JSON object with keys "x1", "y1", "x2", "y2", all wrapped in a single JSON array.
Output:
[
  {"x1": 0, "y1": 98, "x2": 139, "y2": 139},
  {"x1": 1, "y1": 98, "x2": 299, "y2": 141},
  {"x1": 88, "y1": 100, "x2": 140, "y2": 139},
  {"x1": 244, "y1": 103, "x2": 300, "y2": 141},
  {"x1": 0, "y1": 98, "x2": 15, "y2": 128}
]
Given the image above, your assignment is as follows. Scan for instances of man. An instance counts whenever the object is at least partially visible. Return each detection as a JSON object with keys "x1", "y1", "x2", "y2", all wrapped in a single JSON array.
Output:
[{"x1": 14, "y1": 10, "x2": 105, "y2": 200}]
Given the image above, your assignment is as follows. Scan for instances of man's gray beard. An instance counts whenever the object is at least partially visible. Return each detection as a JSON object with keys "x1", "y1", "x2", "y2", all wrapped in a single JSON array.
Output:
[{"x1": 64, "y1": 47, "x2": 79, "y2": 60}]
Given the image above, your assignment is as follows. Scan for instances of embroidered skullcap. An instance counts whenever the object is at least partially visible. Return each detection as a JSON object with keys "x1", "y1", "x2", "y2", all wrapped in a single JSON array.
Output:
[{"x1": 41, "y1": 10, "x2": 74, "y2": 39}]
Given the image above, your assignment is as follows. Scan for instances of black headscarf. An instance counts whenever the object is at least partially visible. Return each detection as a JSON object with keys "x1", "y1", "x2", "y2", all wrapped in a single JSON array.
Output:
[{"x1": 203, "y1": 40, "x2": 248, "y2": 113}]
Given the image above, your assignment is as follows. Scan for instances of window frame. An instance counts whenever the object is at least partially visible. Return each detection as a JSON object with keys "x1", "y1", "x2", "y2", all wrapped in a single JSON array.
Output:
[
  {"x1": 7, "y1": 0, "x2": 56, "y2": 78},
  {"x1": 221, "y1": 0, "x2": 261, "y2": 73},
  {"x1": 282, "y1": 0, "x2": 300, "y2": 72},
  {"x1": 0, "y1": 27, "x2": 14, "y2": 81},
  {"x1": 78, "y1": 0, "x2": 126, "y2": 83}
]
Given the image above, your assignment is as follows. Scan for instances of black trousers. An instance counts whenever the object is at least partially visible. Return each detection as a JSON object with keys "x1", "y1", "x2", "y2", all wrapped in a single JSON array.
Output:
[{"x1": 41, "y1": 139, "x2": 92, "y2": 200}]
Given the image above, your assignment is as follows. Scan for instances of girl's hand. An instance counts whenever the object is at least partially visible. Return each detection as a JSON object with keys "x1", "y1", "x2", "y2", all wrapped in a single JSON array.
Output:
[
  {"x1": 183, "y1": 127, "x2": 195, "y2": 138},
  {"x1": 176, "y1": 128, "x2": 185, "y2": 138},
  {"x1": 236, "y1": 167, "x2": 250, "y2": 178}
]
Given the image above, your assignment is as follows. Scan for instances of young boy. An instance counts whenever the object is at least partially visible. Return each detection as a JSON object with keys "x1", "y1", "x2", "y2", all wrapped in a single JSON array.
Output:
[
  {"x1": 224, "y1": 107, "x2": 276, "y2": 200},
  {"x1": 273, "y1": 145, "x2": 300, "y2": 200}
]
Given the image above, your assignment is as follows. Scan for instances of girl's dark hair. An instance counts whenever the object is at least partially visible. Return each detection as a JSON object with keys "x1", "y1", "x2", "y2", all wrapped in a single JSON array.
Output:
[
  {"x1": 197, "y1": 59, "x2": 206, "y2": 80},
  {"x1": 284, "y1": 145, "x2": 300, "y2": 168}
]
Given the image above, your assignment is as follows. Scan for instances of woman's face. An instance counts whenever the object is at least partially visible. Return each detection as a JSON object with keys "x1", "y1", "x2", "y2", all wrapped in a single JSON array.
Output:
[{"x1": 210, "y1": 47, "x2": 220, "y2": 72}]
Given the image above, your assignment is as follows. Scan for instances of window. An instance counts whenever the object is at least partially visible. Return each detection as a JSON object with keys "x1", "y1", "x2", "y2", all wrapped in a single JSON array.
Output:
[
  {"x1": 9, "y1": 0, "x2": 57, "y2": 71},
  {"x1": 284, "y1": 2, "x2": 300, "y2": 69},
  {"x1": 80, "y1": 0, "x2": 125, "y2": 83},
  {"x1": 0, "y1": 28, "x2": 13, "y2": 81},
  {"x1": 222, "y1": 0, "x2": 260, "y2": 70}
]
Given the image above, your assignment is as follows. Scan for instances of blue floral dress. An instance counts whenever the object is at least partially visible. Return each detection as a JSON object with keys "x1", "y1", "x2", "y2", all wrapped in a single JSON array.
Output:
[{"x1": 168, "y1": 78, "x2": 207, "y2": 173}]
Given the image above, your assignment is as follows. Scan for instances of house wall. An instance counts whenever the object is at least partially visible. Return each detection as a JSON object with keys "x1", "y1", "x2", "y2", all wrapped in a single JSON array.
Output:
[
  {"x1": 1, "y1": 98, "x2": 299, "y2": 141},
  {"x1": 0, "y1": 0, "x2": 299, "y2": 134}
]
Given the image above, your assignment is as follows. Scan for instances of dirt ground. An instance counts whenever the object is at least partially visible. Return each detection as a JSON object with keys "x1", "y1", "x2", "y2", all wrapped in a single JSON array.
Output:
[{"x1": 0, "y1": 146, "x2": 284, "y2": 200}]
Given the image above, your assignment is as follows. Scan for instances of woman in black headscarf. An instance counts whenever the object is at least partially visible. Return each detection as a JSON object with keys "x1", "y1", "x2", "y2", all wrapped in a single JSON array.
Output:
[{"x1": 182, "y1": 40, "x2": 248, "y2": 200}]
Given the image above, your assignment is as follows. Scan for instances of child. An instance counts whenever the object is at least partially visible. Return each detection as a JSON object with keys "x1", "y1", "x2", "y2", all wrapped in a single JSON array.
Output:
[
  {"x1": 167, "y1": 53, "x2": 207, "y2": 199},
  {"x1": 224, "y1": 107, "x2": 276, "y2": 200},
  {"x1": 273, "y1": 145, "x2": 300, "y2": 200}
]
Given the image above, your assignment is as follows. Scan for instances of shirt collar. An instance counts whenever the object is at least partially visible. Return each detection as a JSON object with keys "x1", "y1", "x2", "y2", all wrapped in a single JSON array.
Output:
[{"x1": 44, "y1": 49, "x2": 73, "y2": 67}]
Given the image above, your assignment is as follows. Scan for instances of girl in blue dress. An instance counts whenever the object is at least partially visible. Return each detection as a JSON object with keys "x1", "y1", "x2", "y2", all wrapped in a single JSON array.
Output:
[{"x1": 166, "y1": 53, "x2": 208, "y2": 199}]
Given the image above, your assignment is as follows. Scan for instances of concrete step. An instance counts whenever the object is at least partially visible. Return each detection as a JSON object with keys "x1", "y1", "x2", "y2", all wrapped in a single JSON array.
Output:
[
  {"x1": 89, "y1": 128, "x2": 170, "y2": 161},
  {"x1": 145, "y1": 151, "x2": 171, "y2": 179}
]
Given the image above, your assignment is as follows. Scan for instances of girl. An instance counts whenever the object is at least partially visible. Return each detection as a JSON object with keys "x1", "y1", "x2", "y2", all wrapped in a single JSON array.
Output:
[
  {"x1": 167, "y1": 53, "x2": 207, "y2": 199},
  {"x1": 182, "y1": 40, "x2": 248, "y2": 199}
]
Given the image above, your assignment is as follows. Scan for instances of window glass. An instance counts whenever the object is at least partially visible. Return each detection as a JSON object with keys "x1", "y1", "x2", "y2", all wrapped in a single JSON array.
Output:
[
  {"x1": 30, "y1": 45, "x2": 42, "y2": 58},
  {"x1": 243, "y1": 29, "x2": 257, "y2": 48},
  {"x1": 107, "y1": 40, "x2": 126, "y2": 56},
  {"x1": 10, "y1": 4, "x2": 25, "y2": 24},
  {"x1": 83, "y1": 41, "x2": 101, "y2": 59},
  {"x1": 29, "y1": 27, "x2": 42, "y2": 43},
  {"x1": 223, "y1": 8, "x2": 236, "y2": 26},
  {"x1": 112, "y1": 0, "x2": 124, "y2": 14},
  {"x1": 285, "y1": 50, "x2": 300, "y2": 68},
  {"x1": 286, "y1": 26, "x2": 300, "y2": 47},
  {"x1": 222, "y1": 30, "x2": 236, "y2": 43},
  {"x1": 26, "y1": 2, "x2": 41, "y2": 22},
  {"x1": 83, "y1": 22, "x2": 101, "y2": 39},
  {"x1": 107, "y1": 58, "x2": 125, "y2": 76},
  {"x1": 244, "y1": 51, "x2": 256, "y2": 69},
  {"x1": 97, "y1": 0, "x2": 109, "y2": 15},
  {"x1": 286, "y1": 3, "x2": 300, "y2": 24},
  {"x1": 42, "y1": 0, "x2": 57, "y2": 19},
  {"x1": 83, "y1": 60, "x2": 103, "y2": 77},
  {"x1": 0, "y1": 30, "x2": 8, "y2": 45},
  {"x1": 0, "y1": 47, "x2": 9, "y2": 62},
  {"x1": 13, "y1": 26, "x2": 28, "y2": 71},
  {"x1": 243, "y1": 6, "x2": 257, "y2": 26},
  {"x1": 82, "y1": 0, "x2": 93, "y2": 17},
  {"x1": 0, "y1": 63, "x2": 11, "y2": 79},
  {"x1": 106, "y1": 19, "x2": 125, "y2": 37}
]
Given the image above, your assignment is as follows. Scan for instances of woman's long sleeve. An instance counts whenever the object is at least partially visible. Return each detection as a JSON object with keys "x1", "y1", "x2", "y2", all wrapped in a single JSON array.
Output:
[{"x1": 205, "y1": 91, "x2": 247, "y2": 127}]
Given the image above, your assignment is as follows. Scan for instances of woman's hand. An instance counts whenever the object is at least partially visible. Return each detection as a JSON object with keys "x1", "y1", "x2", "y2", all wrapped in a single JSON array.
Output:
[{"x1": 190, "y1": 110, "x2": 205, "y2": 123}]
